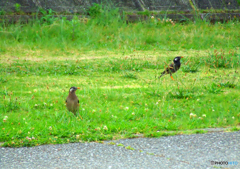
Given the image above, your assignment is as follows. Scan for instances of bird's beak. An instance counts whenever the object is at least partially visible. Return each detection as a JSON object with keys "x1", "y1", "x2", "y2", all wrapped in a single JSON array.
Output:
[
  {"x1": 77, "y1": 87, "x2": 80, "y2": 89},
  {"x1": 181, "y1": 56, "x2": 184, "y2": 58}
]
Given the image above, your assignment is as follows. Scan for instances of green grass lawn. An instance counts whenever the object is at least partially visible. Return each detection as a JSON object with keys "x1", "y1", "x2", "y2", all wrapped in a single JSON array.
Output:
[{"x1": 0, "y1": 15, "x2": 240, "y2": 147}]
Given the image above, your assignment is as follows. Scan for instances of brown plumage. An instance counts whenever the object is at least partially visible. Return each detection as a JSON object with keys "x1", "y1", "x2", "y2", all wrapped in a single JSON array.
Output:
[
  {"x1": 159, "y1": 56, "x2": 183, "y2": 80},
  {"x1": 66, "y1": 86, "x2": 80, "y2": 115}
]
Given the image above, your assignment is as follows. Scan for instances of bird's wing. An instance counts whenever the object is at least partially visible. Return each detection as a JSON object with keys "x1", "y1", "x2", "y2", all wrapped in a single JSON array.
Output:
[{"x1": 169, "y1": 63, "x2": 174, "y2": 69}]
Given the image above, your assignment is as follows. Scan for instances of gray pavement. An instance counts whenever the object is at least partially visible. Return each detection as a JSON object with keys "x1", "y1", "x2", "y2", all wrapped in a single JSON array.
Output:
[{"x1": 0, "y1": 131, "x2": 239, "y2": 169}]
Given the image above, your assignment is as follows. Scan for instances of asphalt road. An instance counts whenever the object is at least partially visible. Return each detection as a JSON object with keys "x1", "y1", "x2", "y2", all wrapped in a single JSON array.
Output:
[{"x1": 1, "y1": 131, "x2": 239, "y2": 169}]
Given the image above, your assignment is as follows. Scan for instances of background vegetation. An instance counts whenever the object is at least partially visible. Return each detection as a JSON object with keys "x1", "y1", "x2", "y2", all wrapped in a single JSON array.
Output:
[{"x1": 0, "y1": 6, "x2": 239, "y2": 147}]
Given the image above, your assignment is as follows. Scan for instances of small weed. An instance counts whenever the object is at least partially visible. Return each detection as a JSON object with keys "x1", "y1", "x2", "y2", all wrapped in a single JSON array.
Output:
[
  {"x1": 147, "y1": 152, "x2": 155, "y2": 155},
  {"x1": 182, "y1": 64, "x2": 199, "y2": 73},
  {"x1": 219, "y1": 82, "x2": 236, "y2": 88},
  {"x1": 108, "y1": 142, "x2": 116, "y2": 145},
  {"x1": 237, "y1": 0, "x2": 240, "y2": 5},
  {"x1": 39, "y1": 8, "x2": 56, "y2": 25},
  {"x1": 137, "y1": 10, "x2": 151, "y2": 16},
  {"x1": 125, "y1": 146, "x2": 135, "y2": 150},
  {"x1": 0, "y1": 77, "x2": 7, "y2": 83},
  {"x1": 204, "y1": 50, "x2": 238, "y2": 68},
  {"x1": 123, "y1": 72, "x2": 137, "y2": 79},
  {"x1": 230, "y1": 127, "x2": 240, "y2": 131},
  {"x1": 167, "y1": 88, "x2": 196, "y2": 99},
  {"x1": 14, "y1": 3, "x2": 21, "y2": 13},
  {"x1": 205, "y1": 83, "x2": 223, "y2": 94},
  {"x1": 195, "y1": 130, "x2": 205, "y2": 134},
  {"x1": 182, "y1": 59, "x2": 201, "y2": 73},
  {"x1": 0, "y1": 10, "x2": 6, "y2": 15},
  {"x1": 3, "y1": 98, "x2": 20, "y2": 112},
  {"x1": 117, "y1": 143, "x2": 124, "y2": 147},
  {"x1": 87, "y1": 3, "x2": 102, "y2": 18}
]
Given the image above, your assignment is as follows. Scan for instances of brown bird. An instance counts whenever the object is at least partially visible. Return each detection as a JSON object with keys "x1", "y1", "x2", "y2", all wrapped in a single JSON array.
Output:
[
  {"x1": 66, "y1": 86, "x2": 80, "y2": 115},
  {"x1": 159, "y1": 56, "x2": 183, "y2": 80}
]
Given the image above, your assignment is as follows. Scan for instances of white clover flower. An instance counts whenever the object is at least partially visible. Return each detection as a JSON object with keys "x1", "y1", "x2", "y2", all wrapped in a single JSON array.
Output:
[
  {"x1": 190, "y1": 113, "x2": 197, "y2": 118},
  {"x1": 125, "y1": 107, "x2": 129, "y2": 110},
  {"x1": 132, "y1": 112, "x2": 135, "y2": 115},
  {"x1": 26, "y1": 136, "x2": 31, "y2": 141},
  {"x1": 33, "y1": 89, "x2": 37, "y2": 92},
  {"x1": 156, "y1": 102, "x2": 159, "y2": 105},
  {"x1": 92, "y1": 109, "x2": 96, "y2": 113},
  {"x1": 82, "y1": 108, "x2": 85, "y2": 111},
  {"x1": 50, "y1": 104, "x2": 53, "y2": 106},
  {"x1": 151, "y1": 16, "x2": 154, "y2": 19},
  {"x1": 35, "y1": 104, "x2": 38, "y2": 107},
  {"x1": 202, "y1": 114, "x2": 206, "y2": 118},
  {"x1": 49, "y1": 126, "x2": 52, "y2": 130},
  {"x1": 3, "y1": 116, "x2": 8, "y2": 122},
  {"x1": 232, "y1": 116, "x2": 235, "y2": 119},
  {"x1": 76, "y1": 135, "x2": 80, "y2": 139},
  {"x1": 103, "y1": 126, "x2": 108, "y2": 130}
]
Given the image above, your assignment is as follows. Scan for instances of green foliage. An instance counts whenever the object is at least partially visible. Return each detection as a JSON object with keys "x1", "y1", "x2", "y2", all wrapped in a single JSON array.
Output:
[
  {"x1": 167, "y1": 88, "x2": 197, "y2": 99},
  {"x1": 14, "y1": 3, "x2": 21, "y2": 13},
  {"x1": 0, "y1": 9, "x2": 6, "y2": 15},
  {"x1": 0, "y1": 14, "x2": 239, "y2": 52},
  {"x1": 137, "y1": 10, "x2": 151, "y2": 16},
  {"x1": 87, "y1": 3, "x2": 102, "y2": 18},
  {"x1": 205, "y1": 83, "x2": 223, "y2": 94},
  {"x1": 182, "y1": 59, "x2": 201, "y2": 73},
  {"x1": 237, "y1": 0, "x2": 240, "y2": 5},
  {"x1": 0, "y1": 77, "x2": 7, "y2": 83},
  {"x1": 219, "y1": 81, "x2": 236, "y2": 88},
  {"x1": 39, "y1": 8, "x2": 56, "y2": 25},
  {"x1": 204, "y1": 50, "x2": 239, "y2": 68},
  {"x1": 0, "y1": 14, "x2": 240, "y2": 147},
  {"x1": 125, "y1": 146, "x2": 135, "y2": 150},
  {"x1": 123, "y1": 71, "x2": 138, "y2": 79}
]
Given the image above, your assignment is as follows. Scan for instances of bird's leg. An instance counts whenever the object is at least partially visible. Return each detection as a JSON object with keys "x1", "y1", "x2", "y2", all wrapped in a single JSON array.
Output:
[{"x1": 170, "y1": 73, "x2": 174, "y2": 80}]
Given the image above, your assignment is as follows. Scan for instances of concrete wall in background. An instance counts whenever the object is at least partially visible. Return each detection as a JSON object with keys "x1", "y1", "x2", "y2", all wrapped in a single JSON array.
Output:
[
  {"x1": 193, "y1": 0, "x2": 240, "y2": 10},
  {"x1": 0, "y1": 0, "x2": 239, "y2": 13}
]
